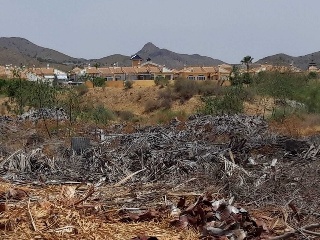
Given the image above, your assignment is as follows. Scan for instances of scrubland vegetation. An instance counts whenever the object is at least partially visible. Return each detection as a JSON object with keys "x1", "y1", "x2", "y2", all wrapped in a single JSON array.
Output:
[{"x1": 1, "y1": 70, "x2": 320, "y2": 129}]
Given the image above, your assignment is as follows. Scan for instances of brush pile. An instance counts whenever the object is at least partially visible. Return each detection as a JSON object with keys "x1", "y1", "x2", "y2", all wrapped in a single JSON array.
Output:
[{"x1": 0, "y1": 114, "x2": 319, "y2": 239}]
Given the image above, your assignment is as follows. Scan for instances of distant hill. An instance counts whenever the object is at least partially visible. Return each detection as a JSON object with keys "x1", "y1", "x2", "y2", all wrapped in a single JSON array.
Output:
[
  {"x1": 135, "y1": 42, "x2": 225, "y2": 69},
  {"x1": 256, "y1": 52, "x2": 320, "y2": 70},
  {"x1": 0, "y1": 37, "x2": 83, "y2": 63},
  {"x1": 0, "y1": 37, "x2": 226, "y2": 70},
  {"x1": 1, "y1": 37, "x2": 319, "y2": 70},
  {"x1": 90, "y1": 54, "x2": 132, "y2": 67},
  {"x1": 0, "y1": 47, "x2": 39, "y2": 66},
  {"x1": 0, "y1": 37, "x2": 85, "y2": 71}
]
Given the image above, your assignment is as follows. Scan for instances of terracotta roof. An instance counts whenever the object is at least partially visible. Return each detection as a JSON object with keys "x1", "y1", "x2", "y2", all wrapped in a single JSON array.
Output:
[
  {"x1": 135, "y1": 66, "x2": 149, "y2": 74},
  {"x1": 202, "y1": 66, "x2": 218, "y2": 73},
  {"x1": 179, "y1": 67, "x2": 206, "y2": 74},
  {"x1": 148, "y1": 66, "x2": 162, "y2": 73},
  {"x1": 218, "y1": 68, "x2": 231, "y2": 74},
  {"x1": 71, "y1": 67, "x2": 82, "y2": 74},
  {"x1": 219, "y1": 64, "x2": 233, "y2": 70},
  {"x1": 141, "y1": 61, "x2": 162, "y2": 68},
  {"x1": 121, "y1": 67, "x2": 137, "y2": 74},
  {"x1": 86, "y1": 67, "x2": 100, "y2": 74},
  {"x1": 110, "y1": 67, "x2": 124, "y2": 74},
  {"x1": 41, "y1": 68, "x2": 54, "y2": 76},
  {"x1": 28, "y1": 67, "x2": 54, "y2": 76},
  {"x1": 99, "y1": 68, "x2": 113, "y2": 75}
]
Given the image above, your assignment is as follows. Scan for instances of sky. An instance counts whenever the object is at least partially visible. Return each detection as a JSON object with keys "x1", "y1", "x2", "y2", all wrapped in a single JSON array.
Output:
[{"x1": 1, "y1": 0, "x2": 320, "y2": 63}]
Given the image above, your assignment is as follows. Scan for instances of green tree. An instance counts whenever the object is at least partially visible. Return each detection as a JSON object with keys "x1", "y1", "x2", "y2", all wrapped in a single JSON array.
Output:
[
  {"x1": 229, "y1": 66, "x2": 242, "y2": 86},
  {"x1": 240, "y1": 56, "x2": 254, "y2": 84},
  {"x1": 241, "y1": 55, "x2": 254, "y2": 72},
  {"x1": 94, "y1": 62, "x2": 100, "y2": 69},
  {"x1": 92, "y1": 77, "x2": 106, "y2": 87}
]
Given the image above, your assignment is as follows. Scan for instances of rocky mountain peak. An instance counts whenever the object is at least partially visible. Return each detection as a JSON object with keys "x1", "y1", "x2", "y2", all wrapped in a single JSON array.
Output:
[{"x1": 140, "y1": 42, "x2": 160, "y2": 53}]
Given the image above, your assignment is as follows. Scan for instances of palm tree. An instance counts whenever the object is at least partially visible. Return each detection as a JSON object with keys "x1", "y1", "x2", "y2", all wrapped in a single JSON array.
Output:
[
  {"x1": 241, "y1": 56, "x2": 254, "y2": 73},
  {"x1": 94, "y1": 62, "x2": 100, "y2": 69}
]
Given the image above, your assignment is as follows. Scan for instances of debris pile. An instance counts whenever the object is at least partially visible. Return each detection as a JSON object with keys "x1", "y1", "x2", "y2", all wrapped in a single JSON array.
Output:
[
  {"x1": 18, "y1": 107, "x2": 67, "y2": 121},
  {"x1": 1, "y1": 114, "x2": 319, "y2": 205},
  {"x1": 0, "y1": 114, "x2": 320, "y2": 239}
]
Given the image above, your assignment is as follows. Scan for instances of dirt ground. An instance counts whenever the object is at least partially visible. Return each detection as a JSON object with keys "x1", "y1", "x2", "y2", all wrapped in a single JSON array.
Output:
[
  {"x1": 87, "y1": 86, "x2": 320, "y2": 136},
  {"x1": 85, "y1": 86, "x2": 202, "y2": 122}
]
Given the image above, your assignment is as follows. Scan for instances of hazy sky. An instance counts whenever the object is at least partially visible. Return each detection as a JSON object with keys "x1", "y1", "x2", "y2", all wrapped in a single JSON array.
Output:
[{"x1": 1, "y1": 0, "x2": 320, "y2": 63}]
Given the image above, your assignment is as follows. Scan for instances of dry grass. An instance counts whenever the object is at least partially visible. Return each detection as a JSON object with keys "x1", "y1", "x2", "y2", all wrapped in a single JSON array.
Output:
[
  {"x1": 0, "y1": 180, "x2": 201, "y2": 240},
  {"x1": 269, "y1": 113, "x2": 320, "y2": 137}
]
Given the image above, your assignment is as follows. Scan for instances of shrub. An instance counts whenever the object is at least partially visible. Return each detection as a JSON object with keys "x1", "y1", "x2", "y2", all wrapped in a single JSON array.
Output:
[
  {"x1": 144, "y1": 99, "x2": 159, "y2": 113},
  {"x1": 155, "y1": 110, "x2": 187, "y2": 124},
  {"x1": 0, "y1": 79, "x2": 7, "y2": 94},
  {"x1": 173, "y1": 78, "x2": 198, "y2": 102},
  {"x1": 308, "y1": 71, "x2": 318, "y2": 79},
  {"x1": 92, "y1": 77, "x2": 106, "y2": 87},
  {"x1": 92, "y1": 105, "x2": 115, "y2": 125},
  {"x1": 199, "y1": 86, "x2": 245, "y2": 115},
  {"x1": 242, "y1": 72, "x2": 253, "y2": 84},
  {"x1": 124, "y1": 80, "x2": 133, "y2": 89},
  {"x1": 229, "y1": 66, "x2": 242, "y2": 86},
  {"x1": 154, "y1": 76, "x2": 169, "y2": 87},
  {"x1": 157, "y1": 88, "x2": 174, "y2": 109},
  {"x1": 198, "y1": 80, "x2": 222, "y2": 96},
  {"x1": 75, "y1": 84, "x2": 88, "y2": 96},
  {"x1": 117, "y1": 110, "x2": 135, "y2": 122},
  {"x1": 302, "y1": 85, "x2": 320, "y2": 113}
]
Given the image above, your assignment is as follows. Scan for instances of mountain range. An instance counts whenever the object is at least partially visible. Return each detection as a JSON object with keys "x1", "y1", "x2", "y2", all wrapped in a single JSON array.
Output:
[{"x1": 0, "y1": 37, "x2": 318, "y2": 70}]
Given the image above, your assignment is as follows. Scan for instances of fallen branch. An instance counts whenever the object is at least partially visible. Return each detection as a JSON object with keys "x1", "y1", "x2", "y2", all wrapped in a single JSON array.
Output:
[
  {"x1": 69, "y1": 186, "x2": 95, "y2": 207},
  {"x1": 301, "y1": 228, "x2": 320, "y2": 237},
  {"x1": 49, "y1": 225, "x2": 77, "y2": 234},
  {"x1": 268, "y1": 223, "x2": 320, "y2": 240},
  {"x1": 0, "y1": 149, "x2": 23, "y2": 169},
  {"x1": 114, "y1": 168, "x2": 146, "y2": 187},
  {"x1": 27, "y1": 198, "x2": 37, "y2": 231}
]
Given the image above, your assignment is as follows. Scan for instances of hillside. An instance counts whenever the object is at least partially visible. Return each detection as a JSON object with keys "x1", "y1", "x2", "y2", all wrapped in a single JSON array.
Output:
[
  {"x1": 0, "y1": 37, "x2": 82, "y2": 64},
  {"x1": 0, "y1": 47, "x2": 39, "y2": 66},
  {"x1": 1, "y1": 37, "x2": 320, "y2": 70},
  {"x1": 90, "y1": 54, "x2": 132, "y2": 67},
  {"x1": 135, "y1": 42, "x2": 225, "y2": 69},
  {"x1": 0, "y1": 37, "x2": 226, "y2": 69},
  {"x1": 256, "y1": 51, "x2": 320, "y2": 70}
]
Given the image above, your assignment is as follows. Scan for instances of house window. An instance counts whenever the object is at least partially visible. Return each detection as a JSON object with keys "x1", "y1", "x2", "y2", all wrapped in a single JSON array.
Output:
[
  {"x1": 188, "y1": 75, "x2": 195, "y2": 80},
  {"x1": 197, "y1": 75, "x2": 206, "y2": 80},
  {"x1": 115, "y1": 75, "x2": 122, "y2": 80},
  {"x1": 105, "y1": 76, "x2": 113, "y2": 81}
]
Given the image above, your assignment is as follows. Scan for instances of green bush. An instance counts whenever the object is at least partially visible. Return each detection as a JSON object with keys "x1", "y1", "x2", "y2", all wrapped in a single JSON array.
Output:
[
  {"x1": 197, "y1": 80, "x2": 222, "y2": 96},
  {"x1": 4, "y1": 79, "x2": 58, "y2": 114},
  {"x1": 0, "y1": 79, "x2": 7, "y2": 94},
  {"x1": 124, "y1": 80, "x2": 133, "y2": 89},
  {"x1": 117, "y1": 110, "x2": 135, "y2": 122},
  {"x1": 199, "y1": 86, "x2": 245, "y2": 115},
  {"x1": 299, "y1": 84, "x2": 320, "y2": 113},
  {"x1": 157, "y1": 88, "x2": 174, "y2": 109},
  {"x1": 155, "y1": 109, "x2": 186, "y2": 124},
  {"x1": 92, "y1": 77, "x2": 106, "y2": 87},
  {"x1": 75, "y1": 84, "x2": 89, "y2": 96},
  {"x1": 154, "y1": 76, "x2": 169, "y2": 87},
  {"x1": 308, "y1": 71, "x2": 318, "y2": 79},
  {"x1": 144, "y1": 99, "x2": 159, "y2": 113},
  {"x1": 92, "y1": 105, "x2": 115, "y2": 125},
  {"x1": 173, "y1": 78, "x2": 198, "y2": 102},
  {"x1": 247, "y1": 71, "x2": 320, "y2": 116}
]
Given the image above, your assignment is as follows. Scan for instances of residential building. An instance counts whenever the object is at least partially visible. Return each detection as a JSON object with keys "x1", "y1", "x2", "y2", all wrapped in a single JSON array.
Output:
[{"x1": 176, "y1": 66, "x2": 220, "y2": 81}]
